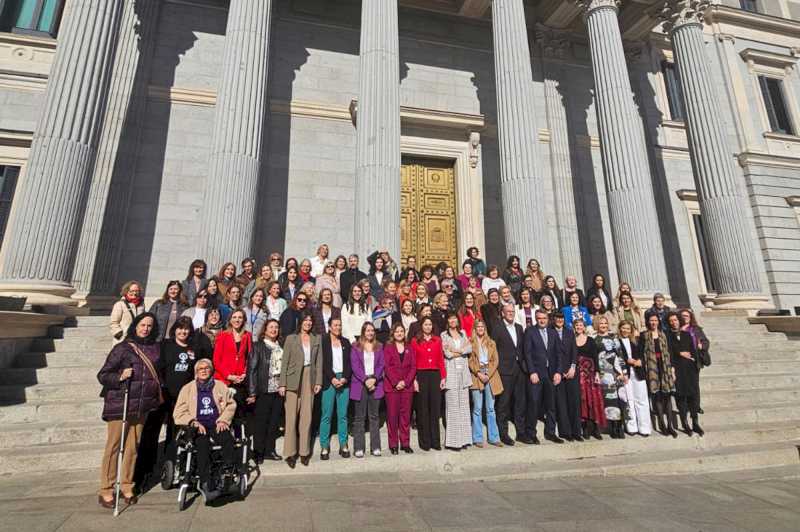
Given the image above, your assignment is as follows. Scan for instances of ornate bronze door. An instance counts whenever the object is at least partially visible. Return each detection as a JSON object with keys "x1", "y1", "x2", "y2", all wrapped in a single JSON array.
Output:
[{"x1": 400, "y1": 158, "x2": 457, "y2": 267}]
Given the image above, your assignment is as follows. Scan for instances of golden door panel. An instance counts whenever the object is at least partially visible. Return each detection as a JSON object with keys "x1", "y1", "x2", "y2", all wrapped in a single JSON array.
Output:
[{"x1": 400, "y1": 159, "x2": 457, "y2": 268}]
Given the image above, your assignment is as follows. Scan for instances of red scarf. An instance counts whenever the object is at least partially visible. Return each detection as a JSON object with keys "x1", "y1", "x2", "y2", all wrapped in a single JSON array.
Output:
[{"x1": 124, "y1": 293, "x2": 143, "y2": 307}]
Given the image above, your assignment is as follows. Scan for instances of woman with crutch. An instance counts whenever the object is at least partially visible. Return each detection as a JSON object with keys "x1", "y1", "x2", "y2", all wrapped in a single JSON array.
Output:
[{"x1": 96, "y1": 313, "x2": 163, "y2": 510}]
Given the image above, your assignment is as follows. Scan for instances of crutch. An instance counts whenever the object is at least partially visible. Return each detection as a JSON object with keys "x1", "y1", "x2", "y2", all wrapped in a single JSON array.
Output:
[{"x1": 113, "y1": 377, "x2": 131, "y2": 517}]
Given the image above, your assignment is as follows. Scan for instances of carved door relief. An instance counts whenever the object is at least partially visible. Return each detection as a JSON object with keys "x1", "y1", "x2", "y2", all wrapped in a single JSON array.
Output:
[{"x1": 400, "y1": 158, "x2": 457, "y2": 268}]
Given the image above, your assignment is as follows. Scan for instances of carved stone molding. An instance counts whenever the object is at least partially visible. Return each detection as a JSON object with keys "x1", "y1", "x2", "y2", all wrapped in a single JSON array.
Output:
[
  {"x1": 469, "y1": 131, "x2": 480, "y2": 168},
  {"x1": 573, "y1": 0, "x2": 620, "y2": 15},
  {"x1": 535, "y1": 24, "x2": 574, "y2": 60},
  {"x1": 660, "y1": 0, "x2": 710, "y2": 34}
]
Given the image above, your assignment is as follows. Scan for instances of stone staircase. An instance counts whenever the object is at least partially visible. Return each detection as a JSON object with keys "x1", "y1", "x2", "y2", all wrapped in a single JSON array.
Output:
[{"x1": 0, "y1": 314, "x2": 798, "y2": 479}]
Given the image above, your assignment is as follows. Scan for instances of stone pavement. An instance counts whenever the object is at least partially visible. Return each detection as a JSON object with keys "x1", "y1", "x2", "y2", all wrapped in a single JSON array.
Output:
[{"x1": 1, "y1": 465, "x2": 799, "y2": 532}]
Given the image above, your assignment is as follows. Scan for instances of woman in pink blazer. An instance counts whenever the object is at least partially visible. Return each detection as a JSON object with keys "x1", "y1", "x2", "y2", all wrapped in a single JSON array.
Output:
[{"x1": 383, "y1": 322, "x2": 417, "y2": 454}]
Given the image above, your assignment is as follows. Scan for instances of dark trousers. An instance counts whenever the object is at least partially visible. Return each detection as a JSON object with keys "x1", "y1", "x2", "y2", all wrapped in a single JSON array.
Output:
[
  {"x1": 195, "y1": 429, "x2": 236, "y2": 484},
  {"x1": 252, "y1": 392, "x2": 283, "y2": 456},
  {"x1": 524, "y1": 376, "x2": 557, "y2": 438},
  {"x1": 353, "y1": 386, "x2": 381, "y2": 453},
  {"x1": 133, "y1": 404, "x2": 166, "y2": 486},
  {"x1": 415, "y1": 370, "x2": 442, "y2": 450},
  {"x1": 496, "y1": 370, "x2": 526, "y2": 438},
  {"x1": 561, "y1": 376, "x2": 582, "y2": 438}
]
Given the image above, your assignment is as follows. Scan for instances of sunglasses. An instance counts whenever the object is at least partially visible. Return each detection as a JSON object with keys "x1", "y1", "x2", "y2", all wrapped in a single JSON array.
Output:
[
  {"x1": 297, "y1": 298, "x2": 308, "y2": 303},
  {"x1": 197, "y1": 294, "x2": 208, "y2": 299}
]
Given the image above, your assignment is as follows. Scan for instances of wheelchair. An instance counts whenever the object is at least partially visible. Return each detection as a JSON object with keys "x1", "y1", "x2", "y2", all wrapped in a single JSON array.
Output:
[{"x1": 160, "y1": 419, "x2": 249, "y2": 510}]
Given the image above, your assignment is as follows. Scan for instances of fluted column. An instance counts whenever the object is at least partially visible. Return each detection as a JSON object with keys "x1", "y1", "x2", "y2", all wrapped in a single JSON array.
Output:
[
  {"x1": 0, "y1": 0, "x2": 124, "y2": 306},
  {"x1": 492, "y1": 0, "x2": 553, "y2": 265},
  {"x1": 354, "y1": 0, "x2": 401, "y2": 261},
  {"x1": 538, "y1": 29, "x2": 582, "y2": 284},
  {"x1": 662, "y1": 0, "x2": 770, "y2": 309},
  {"x1": 72, "y1": 0, "x2": 160, "y2": 305},
  {"x1": 198, "y1": 0, "x2": 272, "y2": 270},
  {"x1": 576, "y1": 0, "x2": 670, "y2": 296}
]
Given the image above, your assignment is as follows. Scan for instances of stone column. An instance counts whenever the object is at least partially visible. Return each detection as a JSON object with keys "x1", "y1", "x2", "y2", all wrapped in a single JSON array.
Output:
[
  {"x1": 198, "y1": 0, "x2": 273, "y2": 270},
  {"x1": 0, "y1": 0, "x2": 124, "y2": 306},
  {"x1": 492, "y1": 0, "x2": 553, "y2": 265},
  {"x1": 72, "y1": 0, "x2": 160, "y2": 306},
  {"x1": 354, "y1": 0, "x2": 401, "y2": 262},
  {"x1": 538, "y1": 28, "x2": 582, "y2": 283},
  {"x1": 662, "y1": 0, "x2": 770, "y2": 309},
  {"x1": 576, "y1": 0, "x2": 670, "y2": 296}
]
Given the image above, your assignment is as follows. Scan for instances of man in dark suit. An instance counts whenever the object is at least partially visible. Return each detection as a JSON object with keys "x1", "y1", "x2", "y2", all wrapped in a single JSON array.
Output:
[
  {"x1": 552, "y1": 312, "x2": 582, "y2": 441},
  {"x1": 339, "y1": 254, "x2": 367, "y2": 302},
  {"x1": 490, "y1": 303, "x2": 527, "y2": 446},
  {"x1": 523, "y1": 309, "x2": 565, "y2": 444}
]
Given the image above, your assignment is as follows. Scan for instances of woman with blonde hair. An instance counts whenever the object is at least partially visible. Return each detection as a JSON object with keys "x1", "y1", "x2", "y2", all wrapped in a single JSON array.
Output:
[
  {"x1": 525, "y1": 259, "x2": 545, "y2": 294},
  {"x1": 110, "y1": 280, "x2": 145, "y2": 346},
  {"x1": 215, "y1": 262, "x2": 237, "y2": 297},
  {"x1": 314, "y1": 262, "x2": 342, "y2": 307},
  {"x1": 468, "y1": 319, "x2": 503, "y2": 447}
]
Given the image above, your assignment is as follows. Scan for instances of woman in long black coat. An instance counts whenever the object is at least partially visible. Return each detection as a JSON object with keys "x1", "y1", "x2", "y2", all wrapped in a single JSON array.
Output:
[{"x1": 666, "y1": 313, "x2": 703, "y2": 437}]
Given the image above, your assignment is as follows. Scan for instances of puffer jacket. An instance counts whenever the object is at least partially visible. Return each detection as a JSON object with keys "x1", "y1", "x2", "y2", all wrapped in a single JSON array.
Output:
[{"x1": 97, "y1": 340, "x2": 162, "y2": 421}]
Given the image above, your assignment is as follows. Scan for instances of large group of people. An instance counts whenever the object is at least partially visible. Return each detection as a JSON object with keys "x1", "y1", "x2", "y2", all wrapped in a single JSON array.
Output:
[{"x1": 97, "y1": 245, "x2": 711, "y2": 508}]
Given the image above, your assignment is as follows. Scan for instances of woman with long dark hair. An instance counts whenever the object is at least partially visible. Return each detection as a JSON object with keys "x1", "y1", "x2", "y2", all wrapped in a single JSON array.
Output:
[
  {"x1": 149, "y1": 280, "x2": 188, "y2": 342},
  {"x1": 350, "y1": 322, "x2": 385, "y2": 457},
  {"x1": 341, "y1": 283, "x2": 370, "y2": 343},
  {"x1": 441, "y1": 311, "x2": 473, "y2": 451},
  {"x1": 384, "y1": 322, "x2": 416, "y2": 454},
  {"x1": 182, "y1": 288, "x2": 210, "y2": 330},
  {"x1": 574, "y1": 319, "x2": 605, "y2": 440},
  {"x1": 502, "y1": 255, "x2": 524, "y2": 295},
  {"x1": 279, "y1": 311, "x2": 322, "y2": 468},
  {"x1": 312, "y1": 287, "x2": 341, "y2": 335},
  {"x1": 586, "y1": 273, "x2": 614, "y2": 312},
  {"x1": 280, "y1": 266, "x2": 301, "y2": 301},
  {"x1": 668, "y1": 312, "x2": 703, "y2": 437},
  {"x1": 244, "y1": 288, "x2": 269, "y2": 339},
  {"x1": 182, "y1": 259, "x2": 207, "y2": 306},
  {"x1": 618, "y1": 320, "x2": 651, "y2": 437},
  {"x1": 640, "y1": 314, "x2": 678, "y2": 438},
  {"x1": 410, "y1": 317, "x2": 446, "y2": 451},
  {"x1": 468, "y1": 319, "x2": 503, "y2": 447},
  {"x1": 457, "y1": 292, "x2": 481, "y2": 339},
  {"x1": 96, "y1": 313, "x2": 161, "y2": 508},
  {"x1": 247, "y1": 319, "x2": 285, "y2": 463},
  {"x1": 514, "y1": 287, "x2": 537, "y2": 330},
  {"x1": 318, "y1": 316, "x2": 351, "y2": 460},
  {"x1": 215, "y1": 262, "x2": 237, "y2": 298}
]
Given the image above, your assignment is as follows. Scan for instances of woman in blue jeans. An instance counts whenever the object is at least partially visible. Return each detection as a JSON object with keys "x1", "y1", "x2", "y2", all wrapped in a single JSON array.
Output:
[
  {"x1": 467, "y1": 319, "x2": 504, "y2": 447},
  {"x1": 319, "y1": 317, "x2": 352, "y2": 459}
]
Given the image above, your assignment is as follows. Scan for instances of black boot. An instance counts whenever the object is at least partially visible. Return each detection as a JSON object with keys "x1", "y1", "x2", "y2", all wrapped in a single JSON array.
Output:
[
  {"x1": 591, "y1": 421, "x2": 602, "y2": 440},
  {"x1": 665, "y1": 408, "x2": 678, "y2": 438},
  {"x1": 677, "y1": 399, "x2": 692, "y2": 437},
  {"x1": 691, "y1": 413, "x2": 704, "y2": 437},
  {"x1": 582, "y1": 422, "x2": 590, "y2": 440}
]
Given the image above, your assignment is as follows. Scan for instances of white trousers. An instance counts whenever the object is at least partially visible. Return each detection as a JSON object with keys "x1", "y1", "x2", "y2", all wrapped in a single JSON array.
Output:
[{"x1": 621, "y1": 372, "x2": 652, "y2": 435}]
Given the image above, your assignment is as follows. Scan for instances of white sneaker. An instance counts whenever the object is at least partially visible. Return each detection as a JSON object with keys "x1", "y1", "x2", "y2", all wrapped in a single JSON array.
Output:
[
  {"x1": 371, "y1": 449, "x2": 381, "y2": 457},
  {"x1": 354, "y1": 450, "x2": 364, "y2": 458}
]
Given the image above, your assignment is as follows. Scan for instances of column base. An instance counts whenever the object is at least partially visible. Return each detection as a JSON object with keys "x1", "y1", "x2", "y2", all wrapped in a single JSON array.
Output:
[
  {"x1": 71, "y1": 292, "x2": 117, "y2": 312},
  {"x1": 0, "y1": 282, "x2": 78, "y2": 309},
  {"x1": 705, "y1": 293, "x2": 773, "y2": 315},
  {"x1": 631, "y1": 291, "x2": 675, "y2": 309}
]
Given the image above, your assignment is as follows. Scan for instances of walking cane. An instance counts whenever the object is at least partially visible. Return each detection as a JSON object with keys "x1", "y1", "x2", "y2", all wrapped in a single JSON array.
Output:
[{"x1": 113, "y1": 377, "x2": 131, "y2": 517}]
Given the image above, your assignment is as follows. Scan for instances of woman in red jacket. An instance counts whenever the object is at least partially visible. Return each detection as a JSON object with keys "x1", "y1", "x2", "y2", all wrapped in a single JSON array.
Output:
[
  {"x1": 410, "y1": 316, "x2": 446, "y2": 451},
  {"x1": 213, "y1": 308, "x2": 252, "y2": 406},
  {"x1": 383, "y1": 322, "x2": 416, "y2": 454}
]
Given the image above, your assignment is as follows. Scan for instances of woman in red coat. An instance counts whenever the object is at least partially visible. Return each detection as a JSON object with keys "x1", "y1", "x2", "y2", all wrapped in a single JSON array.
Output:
[
  {"x1": 213, "y1": 308, "x2": 252, "y2": 406},
  {"x1": 383, "y1": 322, "x2": 417, "y2": 454},
  {"x1": 410, "y1": 316, "x2": 446, "y2": 451}
]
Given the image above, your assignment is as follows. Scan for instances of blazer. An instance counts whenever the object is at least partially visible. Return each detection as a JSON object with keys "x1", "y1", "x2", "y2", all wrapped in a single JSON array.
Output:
[
  {"x1": 383, "y1": 342, "x2": 416, "y2": 394},
  {"x1": 213, "y1": 330, "x2": 251, "y2": 383},
  {"x1": 279, "y1": 333, "x2": 322, "y2": 392},
  {"x1": 618, "y1": 336, "x2": 645, "y2": 380},
  {"x1": 586, "y1": 286, "x2": 614, "y2": 311},
  {"x1": 339, "y1": 268, "x2": 367, "y2": 303},
  {"x1": 182, "y1": 277, "x2": 207, "y2": 306},
  {"x1": 491, "y1": 319, "x2": 526, "y2": 377},
  {"x1": 612, "y1": 306, "x2": 645, "y2": 336},
  {"x1": 149, "y1": 299, "x2": 190, "y2": 341},
  {"x1": 312, "y1": 305, "x2": 342, "y2": 335},
  {"x1": 247, "y1": 340, "x2": 277, "y2": 396},
  {"x1": 562, "y1": 305, "x2": 592, "y2": 329},
  {"x1": 523, "y1": 326, "x2": 563, "y2": 379},
  {"x1": 173, "y1": 379, "x2": 236, "y2": 427},
  {"x1": 468, "y1": 336, "x2": 504, "y2": 395},
  {"x1": 350, "y1": 344, "x2": 385, "y2": 401},
  {"x1": 560, "y1": 288, "x2": 585, "y2": 307},
  {"x1": 553, "y1": 327, "x2": 577, "y2": 374},
  {"x1": 109, "y1": 299, "x2": 144, "y2": 346},
  {"x1": 279, "y1": 307, "x2": 302, "y2": 340},
  {"x1": 321, "y1": 334, "x2": 352, "y2": 390},
  {"x1": 243, "y1": 305, "x2": 269, "y2": 340}
]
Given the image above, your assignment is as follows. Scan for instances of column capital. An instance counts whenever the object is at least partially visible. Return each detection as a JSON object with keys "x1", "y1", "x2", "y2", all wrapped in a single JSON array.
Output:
[
  {"x1": 534, "y1": 24, "x2": 574, "y2": 60},
  {"x1": 573, "y1": 0, "x2": 621, "y2": 16},
  {"x1": 660, "y1": 0, "x2": 710, "y2": 34}
]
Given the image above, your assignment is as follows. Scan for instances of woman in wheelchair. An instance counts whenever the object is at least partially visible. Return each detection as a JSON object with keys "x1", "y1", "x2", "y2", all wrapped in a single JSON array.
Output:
[{"x1": 173, "y1": 358, "x2": 237, "y2": 502}]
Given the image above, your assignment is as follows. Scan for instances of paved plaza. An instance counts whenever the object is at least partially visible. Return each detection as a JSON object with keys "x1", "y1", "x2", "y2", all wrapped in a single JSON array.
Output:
[{"x1": 1, "y1": 465, "x2": 799, "y2": 532}]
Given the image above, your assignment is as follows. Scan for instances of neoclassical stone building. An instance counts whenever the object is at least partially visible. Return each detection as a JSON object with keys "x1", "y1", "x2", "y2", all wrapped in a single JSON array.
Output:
[{"x1": 0, "y1": 0, "x2": 799, "y2": 313}]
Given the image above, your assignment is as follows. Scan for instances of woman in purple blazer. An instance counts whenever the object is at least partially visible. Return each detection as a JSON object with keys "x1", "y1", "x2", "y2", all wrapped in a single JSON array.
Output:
[
  {"x1": 383, "y1": 322, "x2": 416, "y2": 454},
  {"x1": 350, "y1": 322, "x2": 385, "y2": 457}
]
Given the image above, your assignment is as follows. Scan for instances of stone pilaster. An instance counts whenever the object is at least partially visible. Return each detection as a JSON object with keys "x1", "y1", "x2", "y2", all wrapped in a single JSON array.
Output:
[
  {"x1": 538, "y1": 26, "x2": 582, "y2": 284},
  {"x1": 576, "y1": 0, "x2": 670, "y2": 296},
  {"x1": 198, "y1": 0, "x2": 273, "y2": 270},
  {"x1": 72, "y1": 0, "x2": 161, "y2": 306},
  {"x1": 0, "y1": 0, "x2": 124, "y2": 306},
  {"x1": 662, "y1": 0, "x2": 770, "y2": 309},
  {"x1": 354, "y1": 0, "x2": 401, "y2": 262},
  {"x1": 492, "y1": 0, "x2": 553, "y2": 266}
]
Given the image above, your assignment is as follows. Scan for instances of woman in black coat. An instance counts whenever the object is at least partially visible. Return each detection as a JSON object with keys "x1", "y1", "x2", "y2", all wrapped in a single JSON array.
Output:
[
  {"x1": 585, "y1": 273, "x2": 614, "y2": 312},
  {"x1": 247, "y1": 319, "x2": 285, "y2": 463},
  {"x1": 318, "y1": 317, "x2": 353, "y2": 459},
  {"x1": 96, "y1": 313, "x2": 162, "y2": 509},
  {"x1": 666, "y1": 312, "x2": 703, "y2": 437}
]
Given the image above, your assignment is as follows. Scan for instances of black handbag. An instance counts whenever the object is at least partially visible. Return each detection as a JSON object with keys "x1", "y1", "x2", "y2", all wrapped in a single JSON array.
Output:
[{"x1": 699, "y1": 348, "x2": 711, "y2": 367}]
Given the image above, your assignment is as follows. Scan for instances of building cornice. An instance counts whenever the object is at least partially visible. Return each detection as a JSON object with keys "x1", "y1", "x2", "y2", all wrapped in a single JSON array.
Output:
[
  {"x1": 738, "y1": 151, "x2": 800, "y2": 169},
  {"x1": 704, "y1": 5, "x2": 800, "y2": 40}
]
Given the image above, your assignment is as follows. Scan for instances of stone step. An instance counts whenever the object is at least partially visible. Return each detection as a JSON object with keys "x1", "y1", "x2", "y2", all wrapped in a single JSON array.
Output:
[
  {"x1": 699, "y1": 402, "x2": 800, "y2": 426},
  {"x1": 699, "y1": 372, "x2": 800, "y2": 392},
  {"x1": 1, "y1": 415, "x2": 798, "y2": 476},
  {"x1": 64, "y1": 316, "x2": 111, "y2": 327},
  {"x1": 701, "y1": 387, "x2": 800, "y2": 409},
  {"x1": 0, "y1": 382, "x2": 100, "y2": 404},
  {"x1": 702, "y1": 359, "x2": 800, "y2": 376},
  {"x1": 31, "y1": 337, "x2": 112, "y2": 353},
  {"x1": 0, "y1": 420, "x2": 107, "y2": 449},
  {"x1": 0, "y1": 365, "x2": 100, "y2": 386},
  {"x1": 0, "y1": 399, "x2": 102, "y2": 424},
  {"x1": 13, "y1": 351, "x2": 107, "y2": 369},
  {"x1": 50, "y1": 325, "x2": 110, "y2": 340}
]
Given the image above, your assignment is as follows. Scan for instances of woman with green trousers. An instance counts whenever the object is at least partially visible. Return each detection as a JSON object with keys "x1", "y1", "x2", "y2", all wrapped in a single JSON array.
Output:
[{"x1": 319, "y1": 317, "x2": 352, "y2": 459}]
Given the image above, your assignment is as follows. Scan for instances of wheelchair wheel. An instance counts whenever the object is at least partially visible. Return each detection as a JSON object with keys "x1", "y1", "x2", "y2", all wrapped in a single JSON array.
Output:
[
  {"x1": 160, "y1": 460, "x2": 175, "y2": 490},
  {"x1": 238, "y1": 472, "x2": 248, "y2": 498},
  {"x1": 177, "y1": 483, "x2": 189, "y2": 511}
]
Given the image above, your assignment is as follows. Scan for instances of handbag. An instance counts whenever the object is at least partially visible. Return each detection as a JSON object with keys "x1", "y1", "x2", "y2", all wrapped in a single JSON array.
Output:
[
  {"x1": 128, "y1": 342, "x2": 165, "y2": 405},
  {"x1": 699, "y1": 348, "x2": 711, "y2": 368}
]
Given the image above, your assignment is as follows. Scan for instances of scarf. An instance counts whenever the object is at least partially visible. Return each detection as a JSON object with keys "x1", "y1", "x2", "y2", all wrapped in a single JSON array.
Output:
[
  {"x1": 641, "y1": 330, "x2": 675, "y2": 394},
  {"x1": 124, "y1": 293, "x2": 143, "y2": 307},
  {"x1": 196, "y1": 377, "x2": 215, "y2": 393}
]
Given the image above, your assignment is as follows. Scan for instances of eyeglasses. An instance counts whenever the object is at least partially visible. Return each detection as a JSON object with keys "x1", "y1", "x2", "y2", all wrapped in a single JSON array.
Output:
[
  {"x1": 197, "y1": 294, "x2": 208, "y2": 299},
  {"x1": 297, "y1": 298, "x2": 308, "y2": 303}
]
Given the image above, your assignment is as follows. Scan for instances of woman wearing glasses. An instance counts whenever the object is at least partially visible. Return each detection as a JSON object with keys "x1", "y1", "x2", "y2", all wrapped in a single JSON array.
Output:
[
  {"x1": 279, "y1": 293, "x2": 310, "y2": 345},
  {"x1": 182, "y1": 289, "x2": 210, "y2": 330},
  {"x1": 110, "y1": 280, "x2": 145, "y2": 346}
]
